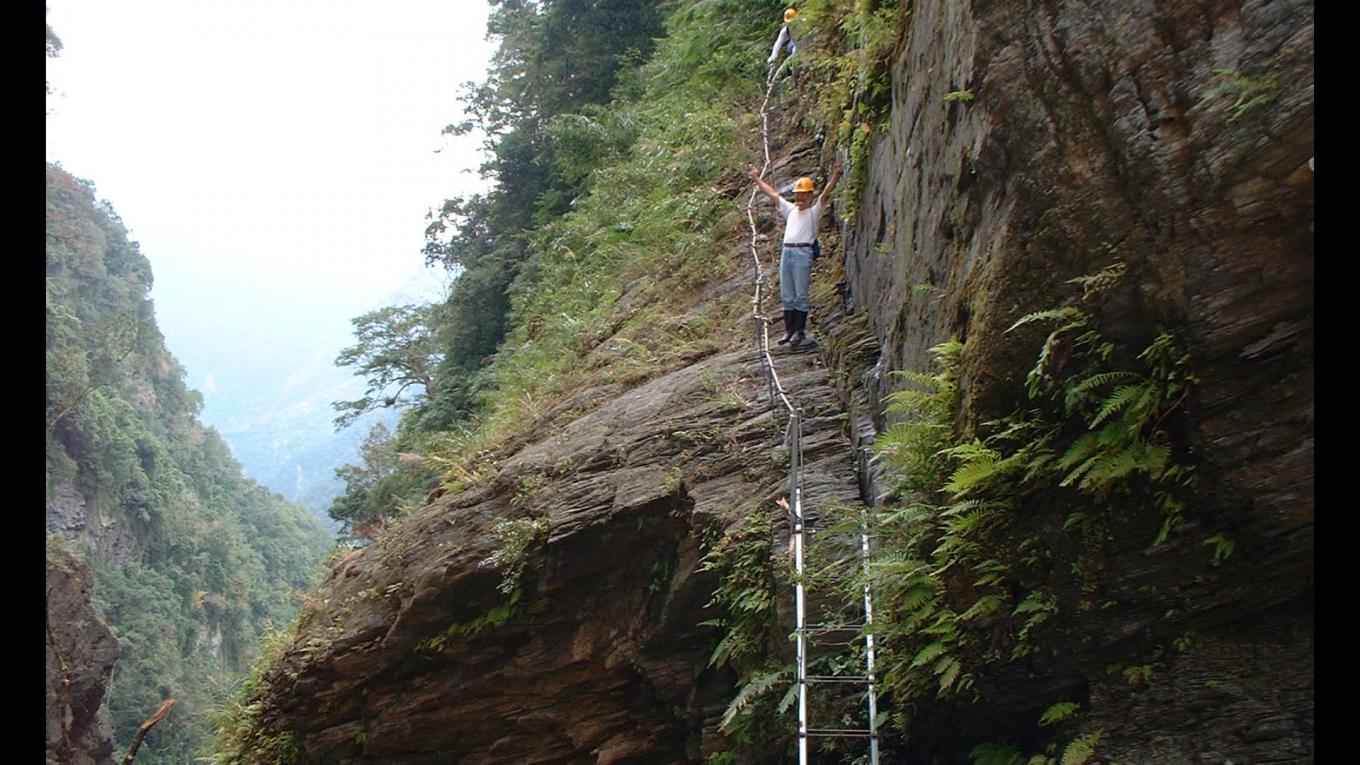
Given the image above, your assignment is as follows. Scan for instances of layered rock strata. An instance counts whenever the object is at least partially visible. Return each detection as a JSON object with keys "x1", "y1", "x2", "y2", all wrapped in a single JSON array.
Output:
[{"x1": 249, "y1": 336, "x2": 860, "y2": 763}]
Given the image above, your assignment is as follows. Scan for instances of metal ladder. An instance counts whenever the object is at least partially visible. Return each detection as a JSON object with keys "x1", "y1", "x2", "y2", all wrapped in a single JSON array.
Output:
[{"x1": 787, "y1": 411, "x2": 880, "y2": 764}]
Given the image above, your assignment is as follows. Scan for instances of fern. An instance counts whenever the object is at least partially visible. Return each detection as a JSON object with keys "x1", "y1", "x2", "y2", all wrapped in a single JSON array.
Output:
[
  {"x1": 1062, "y1": 511, "x2": 1089, "y2": 530},
  {"x1": 946, "y1": 449, "x2": 1000, "y2": 490},
  {"x1": 1060, "y1": 730, "x2": 1102, "y2": 765},
  {"x1": 1089, "y1": 382, "x2": 1151, "y2": 429},
  {"x1": 1070, "y1": 370, "x2": 1134, "y2": 396},
  {"x1": 1056, "y1": 433, "x2": 1101, "y2": 486},
  {"x1": 1013, "y1": 590, "x2": 1053, "y2": 615},
  {"x1": 960, "y1": 593, "x2": 1005, "y2": 622},
  {"x1": 972, "y1": 558, "x2": 1010, "y2": 588},
  {"x1": 887, "y1": 369, "x2": 948, "y2": 394},
  {"x1": 1065, "y1": 370, "x2": 1136, "y2": 413},
  {"x1": 935, "y1": 655, "x2": 963, "y2": 691},
  {"x1": 911, "y1": 640, "x2": 949, "y2": 668},
  {"x1": 1066, "y1": 260, "x2": 1126, "y2": 299},
  {"x1": 1025, "y1": 327, "x2": 1076, "y2": 398},
  {"x1": 1038, "y1": 701, "x2": 1079, "y2": 726},
  {"x1": 1007, "y1": 306, "x2": 1085, "y2": 333},
  {"x1": 719, "y1": 666, "x2": 788, "y2": 732},
  {"x1": 1203, "y1": 533, "x2": 1235, "y2": 565}
]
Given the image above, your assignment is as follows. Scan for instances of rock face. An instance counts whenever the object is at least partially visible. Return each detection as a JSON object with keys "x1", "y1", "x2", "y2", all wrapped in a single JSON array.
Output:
[
  {"x1": 47, "y1": 541, "x2": 119, "y2": 765},
  {"x1": 249, "y1": 338, "x2": 860, "y2": 763},
  {"x1": 244, "y1": 1, "x2": 1312, "y2": 761},
  {"x1": 834, "y1": 0, "x2": 1313, "y2": 760},
  {"x1": 47, "y1": 481, "x2": 139, "y2": 567}
]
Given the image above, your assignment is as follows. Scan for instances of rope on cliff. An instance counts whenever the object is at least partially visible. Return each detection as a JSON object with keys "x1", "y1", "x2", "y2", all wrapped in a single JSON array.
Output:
[{"x1": 747, "y1": 69, "x2": 795, "y2": 421}]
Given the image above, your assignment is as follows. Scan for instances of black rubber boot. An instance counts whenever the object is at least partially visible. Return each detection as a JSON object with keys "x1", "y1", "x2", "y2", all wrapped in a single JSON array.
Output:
[
  {"x1": 777, "y1": 309, "x2": 795, "y2": 344},
  {"x1": 790, "y1": 310, "x2": 808, "y2": 346}
]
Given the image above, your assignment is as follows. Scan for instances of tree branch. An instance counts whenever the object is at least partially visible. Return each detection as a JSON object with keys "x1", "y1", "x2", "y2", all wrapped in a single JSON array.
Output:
[{"x1": 120, "y1": 699, "x2": 175, "y2": 765}]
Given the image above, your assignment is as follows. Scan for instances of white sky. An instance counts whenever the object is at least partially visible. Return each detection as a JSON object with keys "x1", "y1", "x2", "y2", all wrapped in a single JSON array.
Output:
[{"x1": 45, "y1": 0, "x2": 495, "y2": 426}]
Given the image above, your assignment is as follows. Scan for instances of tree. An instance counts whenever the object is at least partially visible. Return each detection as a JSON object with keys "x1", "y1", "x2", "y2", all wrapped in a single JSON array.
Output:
[
  {"x1": 406, "y1": 0, "x2": 665, "y2": 435},
  {"x1": 332, "y1": 303, "x2": 443, "y2": 429},
  {"x1": 327, "y1": 422, "x2": 434, "y2": 540}
]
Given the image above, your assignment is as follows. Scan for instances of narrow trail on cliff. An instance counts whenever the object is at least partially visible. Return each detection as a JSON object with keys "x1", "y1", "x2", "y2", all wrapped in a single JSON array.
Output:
[{"x1": 744, "y1": 61, "x2": 882, "y2": 763}]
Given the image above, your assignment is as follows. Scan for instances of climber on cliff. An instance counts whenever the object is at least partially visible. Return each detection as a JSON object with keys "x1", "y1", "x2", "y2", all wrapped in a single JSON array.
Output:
[
  {"x1": 749, "y1": 161, "x2": 842, "y2": 347},
  {"x1": 768, "y1": 8, "x2": 800, "y2": 79}
]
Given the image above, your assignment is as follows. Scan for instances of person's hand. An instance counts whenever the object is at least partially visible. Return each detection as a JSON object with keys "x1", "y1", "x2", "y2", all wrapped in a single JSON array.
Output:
[
  {"x1": 831, "y1": 162, "x2": 843, "y2": 180},
  {"x1": 749, "y1": 164, "x2": 763, "y2": 180}
]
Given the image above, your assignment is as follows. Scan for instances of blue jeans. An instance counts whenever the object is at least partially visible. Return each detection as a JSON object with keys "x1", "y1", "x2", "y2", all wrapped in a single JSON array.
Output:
[{"x1": 779, "y1": 245, "x2": 812, "y2": 312}]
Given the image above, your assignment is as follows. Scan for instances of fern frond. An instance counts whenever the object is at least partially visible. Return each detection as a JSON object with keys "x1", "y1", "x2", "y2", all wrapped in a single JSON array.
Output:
[
  {"x1": 1077, "y1": 450, "x2": 1136, "y2": 490},
  {"x1": 935, "y1": 656, "x2": 962, "y2": 691},
  {"x1": 911, "y1": 640, "x2": 949, "y2": 668},
  {"x1": 898, "y1": 583, "x2": 939, "y2": 613},
  {"x1": 945, "y1": 454, "x2": 1001, "y2": 496},
  {"x1": 940, "y1": 438, "x2": 995, "y2": 461},
  {"x1": 940, "y1": 498, "x2": 987, "y2": 517},
  {"x1": 1060, "y1": 730, "x2": 1102, "y2": 765},
  {"x1": 1038, "y1": 701, "x2": 1080, "y2": 726},
  {"x1": 944, "y1": 508, "x2": 992, "y2": 539},
  {"x1": 1007, "y1": 306, "x2": 1084, "y2": 333},
  {"x1": 1062, "y1": 511, "x2": 1088, "y2": 530},
  {"x1": 1013, "y1": 590, "x2": 1054, "y2": 615},
  {"x1": 971, "y1": 558, "x2": 1009, "y2": 587},
  {"x1": 776, "y1": 679, "x2": 798, "y2": 714},
  {"x1": 1090, "y1": 383, "x2": 1152, "y2": 428},
  {"x1": 719, "y1": 667, "x2": 789, "y2": 731},
  {"x1": 1021, "y1": 451, "x2": 1056, "y2": 482},
  {"x1": 960, "y1": 593, "x2": 1005, "y2": 621},
  {"x1": 928, "y1": 338, "x2": 965, "y2": 364},
  {"x1": 1057, "y1": 434, "x2": 1100, "y2": 485},
  {"x1": 887, "y1": 370, "x2": 946, "y2": 393},
  {"x1": 1066, "y1": 261, "x2": 1126, "y2": 299},
  {"x1": 1069, "y1": 370, "x2": 1136, "y2": 396}
]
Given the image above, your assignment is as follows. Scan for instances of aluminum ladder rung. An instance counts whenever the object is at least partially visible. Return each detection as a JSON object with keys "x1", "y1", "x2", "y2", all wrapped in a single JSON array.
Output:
[
  {"x1": 802, "y1": 623, "x2": 866, "y2": 633},
  {"x1": 804, "y1": 728, "x2": 877, "y2": 738},
  {"x1": 804, "y1": 674, "x2": 873, "y2": 684}
]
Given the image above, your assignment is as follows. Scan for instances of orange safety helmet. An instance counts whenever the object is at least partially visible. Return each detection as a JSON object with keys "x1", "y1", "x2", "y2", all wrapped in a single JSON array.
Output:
[
  {"x1": 793, "y1": 176, "x2": 816, "y2": 193},
  {"x1": 784, "y1": 7, "x2": 799, "y2": 23}
]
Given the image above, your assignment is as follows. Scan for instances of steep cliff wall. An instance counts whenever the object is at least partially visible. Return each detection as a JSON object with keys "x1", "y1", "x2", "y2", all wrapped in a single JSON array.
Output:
[
  {"x1": 831, "y1": 0, "x2": 1312, "y2": 760},
  {"x1": 47, "y1": 539, "x2": 119, "y2": 765}
]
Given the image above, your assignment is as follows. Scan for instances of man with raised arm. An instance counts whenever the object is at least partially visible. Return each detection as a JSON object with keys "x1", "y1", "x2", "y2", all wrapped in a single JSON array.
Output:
[{"x1": 749, "y1": 162, "x2": 842, "y2": 347}]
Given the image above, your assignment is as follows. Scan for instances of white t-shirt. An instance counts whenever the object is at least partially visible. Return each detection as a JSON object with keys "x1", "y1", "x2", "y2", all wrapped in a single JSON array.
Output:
[
  {"x1": 769, "y1": 25, "x2": 797, "y2": 62},
  {"x1": 777, "y1": 197, "x2": 823, "y2": 244}
]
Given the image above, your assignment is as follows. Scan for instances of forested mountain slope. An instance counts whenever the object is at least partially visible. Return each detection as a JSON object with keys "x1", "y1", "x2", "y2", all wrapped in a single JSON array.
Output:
[{"x1": 46, "y1": 162, "x2": 335, "y2": 764}]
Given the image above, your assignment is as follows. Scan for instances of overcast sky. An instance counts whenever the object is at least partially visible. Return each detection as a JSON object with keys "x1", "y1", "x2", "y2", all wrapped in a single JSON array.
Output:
[{"x1": 46, "y1": 0, "x2": 495, "y2": 402}]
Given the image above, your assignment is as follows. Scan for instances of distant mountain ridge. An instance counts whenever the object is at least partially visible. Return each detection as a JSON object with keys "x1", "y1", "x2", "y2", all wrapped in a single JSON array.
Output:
[{"x1": 151, "y1": 266, "x2": 416, "y2": 532}]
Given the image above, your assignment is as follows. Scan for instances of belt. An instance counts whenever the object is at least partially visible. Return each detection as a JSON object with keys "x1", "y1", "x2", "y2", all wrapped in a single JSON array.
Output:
[{"x1": 783, "y1": 242, "x2": 815, "y2": 248}]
